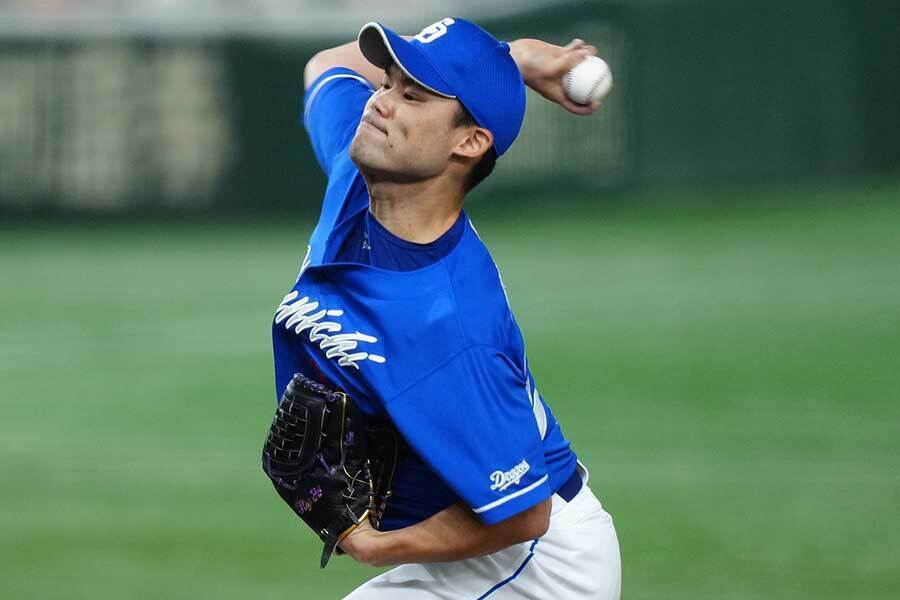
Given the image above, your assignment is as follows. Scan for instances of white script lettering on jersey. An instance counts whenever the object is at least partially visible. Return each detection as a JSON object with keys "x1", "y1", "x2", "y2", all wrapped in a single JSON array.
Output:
[
  {"x1": 275, "y1": 291, "x2": 386, "y2": 369},
  {"x1": 490, "y1": 459, "x2": 531, "y2": 492}
]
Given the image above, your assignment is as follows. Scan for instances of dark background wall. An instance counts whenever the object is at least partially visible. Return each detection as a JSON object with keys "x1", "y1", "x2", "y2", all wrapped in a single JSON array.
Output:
[{"x1": 1, "y1": 0, "x2": 897, "y2": 216}]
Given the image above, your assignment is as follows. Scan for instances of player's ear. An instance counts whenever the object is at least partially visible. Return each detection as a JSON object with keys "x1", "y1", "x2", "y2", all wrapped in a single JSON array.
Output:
[{"x1": 452, "y1": 127, "x2": 493, "y2": 161}]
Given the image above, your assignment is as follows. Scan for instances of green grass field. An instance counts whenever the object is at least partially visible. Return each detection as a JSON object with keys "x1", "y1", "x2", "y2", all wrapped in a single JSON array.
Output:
[{"x1": 2, "y1": 179, "x2": 899, "y2": 599}]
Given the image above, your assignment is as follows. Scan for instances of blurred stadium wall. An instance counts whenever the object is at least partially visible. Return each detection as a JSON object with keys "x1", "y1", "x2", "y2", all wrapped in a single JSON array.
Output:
[{"x1": 1, "y1": 0, "x2": 898, "y2": 215}]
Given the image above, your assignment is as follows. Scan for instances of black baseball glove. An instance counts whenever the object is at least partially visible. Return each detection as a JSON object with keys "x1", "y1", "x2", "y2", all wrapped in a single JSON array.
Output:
[{"x1": 261, "y1": 373, "x2": 398, "y2": 568}]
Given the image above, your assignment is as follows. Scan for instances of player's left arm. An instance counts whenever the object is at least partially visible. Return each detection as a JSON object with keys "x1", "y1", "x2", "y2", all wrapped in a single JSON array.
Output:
[
  {"x1": 340, "y1": 497, "x2": 551, "y2": 567},
  {"x1": 340, "y1": 343, "x2": 557, "y2": 567}
]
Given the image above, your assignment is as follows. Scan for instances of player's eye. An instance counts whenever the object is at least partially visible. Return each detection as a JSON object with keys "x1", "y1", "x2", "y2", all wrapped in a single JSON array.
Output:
[
  {"x1": 403, "y1": 92, "x2": 418, "y2": 102},
  {"x1": 380, "y1": 80, "x2": 391, "y2": 90}
]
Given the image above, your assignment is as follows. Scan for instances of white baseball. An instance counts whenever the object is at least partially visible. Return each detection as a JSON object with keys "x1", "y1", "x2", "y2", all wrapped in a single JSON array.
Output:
[{"x1": 562, "y1": 56, "x2": 613, "y2": 105}]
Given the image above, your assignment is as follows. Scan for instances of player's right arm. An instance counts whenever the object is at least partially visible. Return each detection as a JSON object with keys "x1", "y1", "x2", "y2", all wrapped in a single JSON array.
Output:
[
  {"x1": 509, "y1": 38, "x2": 601, "y2": 115},
  {"x1": 305, "y1": 40, "x2": 391, "y2": 90},
  {"x1": 304, "y1": 33, "x2": 600, "y2": 114},
  {"x1": 302, "y1": 59, "x2": 376, "y2": 177}
]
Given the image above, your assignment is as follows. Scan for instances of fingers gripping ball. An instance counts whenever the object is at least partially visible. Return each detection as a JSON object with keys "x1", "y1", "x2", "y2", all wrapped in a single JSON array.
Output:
[
  {"x1": 261, "y1": 373, "x2": 398, "y2": 568},
  {"x1": 563, "y1": 55, "x2": 613, "y2": 106}
]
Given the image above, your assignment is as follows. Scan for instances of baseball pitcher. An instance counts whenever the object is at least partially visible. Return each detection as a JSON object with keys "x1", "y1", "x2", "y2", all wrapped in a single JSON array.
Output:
[{"x1": 262, "y1": 17, "x2": 621, "y2": 599}]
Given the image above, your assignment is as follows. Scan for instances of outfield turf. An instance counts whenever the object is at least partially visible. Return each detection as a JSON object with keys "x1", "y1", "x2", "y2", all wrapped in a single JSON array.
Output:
[{"x1": 2, "y1": 179, "x2": 899, "y2": 599}]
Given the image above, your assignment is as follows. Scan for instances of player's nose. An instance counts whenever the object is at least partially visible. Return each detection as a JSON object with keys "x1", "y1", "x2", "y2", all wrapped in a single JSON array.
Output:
[{"x1": 370, "y1": 91, "x2": 392, "y2": 119}]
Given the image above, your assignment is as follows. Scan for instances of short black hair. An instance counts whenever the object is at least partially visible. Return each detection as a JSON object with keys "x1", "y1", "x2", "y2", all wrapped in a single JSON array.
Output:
[{"x1": 452, "y1": 104, "x2": 497, "y2": 193}]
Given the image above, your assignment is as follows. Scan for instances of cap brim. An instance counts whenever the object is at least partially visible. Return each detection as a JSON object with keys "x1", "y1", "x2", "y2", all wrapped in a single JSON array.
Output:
[{"x1": 358, "y1": 22, "x2": 456, "y2": 99}]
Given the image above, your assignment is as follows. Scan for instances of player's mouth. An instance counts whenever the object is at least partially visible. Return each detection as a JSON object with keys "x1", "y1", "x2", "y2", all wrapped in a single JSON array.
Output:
[{"x1": 360, "y1": 114, "x2": 388, "y2": 136}]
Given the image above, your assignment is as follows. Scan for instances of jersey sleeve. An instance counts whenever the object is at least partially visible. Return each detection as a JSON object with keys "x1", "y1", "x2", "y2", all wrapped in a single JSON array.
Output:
[
  {"x1": 383, "y1": 345, "x2": 552, "y2": 525},
  {"x1": 303, "y1": 67, "x2": 374, "y2": 175}
]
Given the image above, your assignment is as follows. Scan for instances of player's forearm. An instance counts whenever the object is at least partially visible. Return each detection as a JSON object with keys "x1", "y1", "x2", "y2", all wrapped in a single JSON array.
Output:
[
  {"x1": 508, "y1": 38, "x2": 548, "y2": 89},
  {"x1": 366, "y1": 499, "x2": 551, "y2": 567},
  {"x1": 307, "y1": 37, "x2": 547, "y2": 92}
]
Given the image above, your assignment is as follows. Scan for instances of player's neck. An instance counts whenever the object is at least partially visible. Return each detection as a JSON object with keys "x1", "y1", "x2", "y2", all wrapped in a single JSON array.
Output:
[{"x1": 365, "y1": 177, "x2": 464, "y2": 244}]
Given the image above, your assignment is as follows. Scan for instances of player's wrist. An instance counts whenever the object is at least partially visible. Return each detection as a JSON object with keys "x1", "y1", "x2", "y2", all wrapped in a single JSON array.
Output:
[
  {"x1": 339, "y1": 516, "x2": 402, "y2": 567},
  {"x1": 353, "y1": 522, "x2": 431, "y2": 567},
  {"x1": 353, "y1": 528, "x2": 394, "y2": 567}
]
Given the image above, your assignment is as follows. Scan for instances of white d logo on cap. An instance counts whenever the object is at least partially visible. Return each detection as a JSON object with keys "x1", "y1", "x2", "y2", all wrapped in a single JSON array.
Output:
[{"x1": 415, "y1": 18, "x2": 455, "y2": 44}]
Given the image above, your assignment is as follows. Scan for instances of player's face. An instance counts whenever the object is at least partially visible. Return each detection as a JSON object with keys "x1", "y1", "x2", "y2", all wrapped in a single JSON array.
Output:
[{"x1": 349, "y1": 65, "x2": 466, "y2": 182}]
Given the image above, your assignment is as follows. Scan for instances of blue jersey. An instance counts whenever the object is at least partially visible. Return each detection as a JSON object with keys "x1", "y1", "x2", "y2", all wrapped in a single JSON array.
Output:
[
  {"x1": 335, "y1": 207, "x2": 467, "y2": 271},
  {"x1": 271, "y1": 67, "x2": 577, "y2": 529}
]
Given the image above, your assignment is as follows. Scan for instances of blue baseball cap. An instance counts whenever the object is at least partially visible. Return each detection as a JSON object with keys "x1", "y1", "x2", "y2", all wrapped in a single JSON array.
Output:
[{"x1": 358, "y1": 17, "x2": 526, "y2": 157}]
